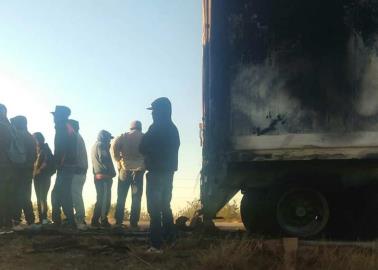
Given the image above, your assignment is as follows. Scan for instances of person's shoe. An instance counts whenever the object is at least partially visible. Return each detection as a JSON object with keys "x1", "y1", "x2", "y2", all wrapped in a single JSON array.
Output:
[
  {"x1": 28, "y1": 223, "x2": 42, "y2": 231},
  {"x1": 50, "y1": 221, "x2": 62, "y2": 228},
  {"x1": 101, "y1": 220, "x2": 111, "y2": 228},
  {"x1": 90, "y1": 220, "x2": 101, "y2": 228},
  {"x1": 12, "y1": 224, "x2": 25, "y2": 231},
  {"x1": 77, "y1": 223, "x2": 88, "y2": 231},
  {"x1": 146, "y1": 247, "x2": 163, "y2": 254},
  {"x1": 114, "y1": 222, "x2": 127, "y2": 228},
  {"x1": 129, "y1": 225, "x2": 140, "y2": 231},
  {"x1": 42, "y1": 219, "x2": 52, "y2": 225},
  {"x1": 62, "y1": 222, "x2": 77, "y2": 230}
]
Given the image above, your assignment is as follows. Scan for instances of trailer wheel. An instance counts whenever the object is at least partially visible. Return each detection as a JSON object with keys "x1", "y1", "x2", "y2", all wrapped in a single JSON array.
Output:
[
  {"x1": 276, "y1": 188, "x2": 329, "y2": 237},
  {"x1": 241, "y1": 190, "x2": 276, "y2": 234}
]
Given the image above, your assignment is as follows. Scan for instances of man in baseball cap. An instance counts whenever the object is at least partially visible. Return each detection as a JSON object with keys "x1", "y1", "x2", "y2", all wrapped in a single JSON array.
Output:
[
  {"x1": 147, "y1": 97, "x2": 172, "y2": 112},
  {"x1": 113, "y1": 120, "x2": 145, "y2": 229}
]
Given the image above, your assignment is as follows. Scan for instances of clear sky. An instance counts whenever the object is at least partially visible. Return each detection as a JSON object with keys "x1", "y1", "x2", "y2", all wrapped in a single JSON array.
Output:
[{"x1": 0, "y1": 0, "x2": 203, "y2": 212}]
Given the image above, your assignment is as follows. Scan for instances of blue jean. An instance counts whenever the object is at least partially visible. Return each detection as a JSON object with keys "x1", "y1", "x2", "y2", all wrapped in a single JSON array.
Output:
[
  {"x1": 13, "y1": 169, "x2": 35, "y2": 225},
  {"x1": 92, "y1": 178, "x2": 113, "y2": 223},
  {"x1": 51, "y1": 170, "x2": 75, "y2": 225},
  {"x1": 0, "y1": 168, "x2": 14, "y2": 228},
  {"x1": 115, "y1": 170, "x2": 144, "y2": 226},
  {"x1": 146, "y1": 171, "x2": 175, "y2": 249},
  {"x1": 34, "y1": 174, "x2": 51, "y2": 222},
  {"x1": 72, "y1": 174, "x2": 86, "y2": 223}
]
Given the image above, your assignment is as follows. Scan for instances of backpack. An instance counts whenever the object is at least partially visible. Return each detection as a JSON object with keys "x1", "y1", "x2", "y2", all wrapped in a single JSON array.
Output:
[{"x1": 7, "y1": 127, "x2": 27, "y2": 165}]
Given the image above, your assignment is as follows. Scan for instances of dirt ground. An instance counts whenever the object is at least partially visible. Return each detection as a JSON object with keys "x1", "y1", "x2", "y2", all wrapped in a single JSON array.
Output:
[{"x1": 0, "y1": 225, "x2": 377, "y2": 270}]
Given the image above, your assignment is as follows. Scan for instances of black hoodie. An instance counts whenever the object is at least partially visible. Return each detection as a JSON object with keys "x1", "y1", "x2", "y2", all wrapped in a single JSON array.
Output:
[{"x1": 139, "y1": 108, "x2": 180, "y2": 172}]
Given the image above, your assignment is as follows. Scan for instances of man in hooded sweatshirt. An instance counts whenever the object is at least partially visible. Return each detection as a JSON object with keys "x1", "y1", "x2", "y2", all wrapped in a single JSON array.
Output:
[
  {"x1": 68, "y1": 119, "x2": 88, "y2": 229},
  {"x1": 10, "y1": 116, "x2": 37, "y2": 227},
  {"x1": 51, "y1": 106, "x2": 77, "y2": 227},
  {"x1": 140, "y1": 97, "x2": 180, "y2": 253},
  {"x1": 91, "y1": 130, "x2": 116, "y2": 228},
  {"x1": 0, "y1": 104, "x2": 13, "y2": 229}
]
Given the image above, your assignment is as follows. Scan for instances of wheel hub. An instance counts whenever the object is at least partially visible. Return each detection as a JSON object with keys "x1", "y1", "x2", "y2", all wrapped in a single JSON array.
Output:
[
  {"x1": 296, "y1": 206, "x2": 307, "y2": 217},
  {"x1": 277, "y1": 188, "x2": 330, "y2": 237}
]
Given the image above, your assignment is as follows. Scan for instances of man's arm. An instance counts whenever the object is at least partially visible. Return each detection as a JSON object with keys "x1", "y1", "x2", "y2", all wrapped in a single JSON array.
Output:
[
  {"x1": 112, "y1": 135, "x2": 123, "y2": 162},
  {"x1": 54, "y1": 123, "x2": 71, "y2": 167},
  {"x1": 139, "y1": 126, "x2": 155, "y2": 155},
  {"x1": 28, "y1": 134, "x2": 37, "y2": 167},
  {"x1": 0, "y1": 123, "x2": 11, "y2": 154},
  {"x1": 174, "y1": 126, "x2": 180, "y2": 150}
]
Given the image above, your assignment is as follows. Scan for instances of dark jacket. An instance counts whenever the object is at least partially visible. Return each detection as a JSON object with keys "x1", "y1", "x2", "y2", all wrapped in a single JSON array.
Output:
[
  {"x1": 34, "y1": 143, "x2": 54, "y2": 177},
  {"x1": 10, "y1": 116, "x2": 37, "y2": 171},
  {"x1": 140, "y1": 118, "x2": 180, "y2": 172},
  {"x1": 20, "y1": 130, "x2": 37, "y2": 170},
  {"x1": 91, "y1": 131, "x2": 116, "y2": 179},
  {"x1": 0, "y1": 117, "x2": 12, "y2": 168},
  {"x1": 54, "y1": 121, "x2": 77, "y2": 171}
]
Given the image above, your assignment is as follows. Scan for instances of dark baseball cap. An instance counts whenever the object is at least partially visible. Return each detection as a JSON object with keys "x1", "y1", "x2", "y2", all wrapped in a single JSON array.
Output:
[{"x1": 147, "y1": 97, "x2": 172, "y2": 111}]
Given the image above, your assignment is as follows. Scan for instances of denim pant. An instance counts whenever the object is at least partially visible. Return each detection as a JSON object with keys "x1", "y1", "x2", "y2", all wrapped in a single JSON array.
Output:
[
  {"x1": 51, "y1": 170, "x2": 75, "y2": 225},
  {"x1": 92, "y1": 178, "x2": 113, "y2": 223},
  {"x1": 146, "y1": 171, "x2": 175, "y2": 249},
  {"x1": 115, "y1": 170, "x2": 144, "y2": 226},
  {"x1": 13, "y1": 169, "x2": 35, "y2": 225},
  {"x1": 72, "y1": 174, "x2": 86, "y2": 223},
  {"x1": 0, "y1": 168, "x2": 14, "y2": 228},
  {"x1": 34, "y1": 174, "x2": 51, "y2": 222}
]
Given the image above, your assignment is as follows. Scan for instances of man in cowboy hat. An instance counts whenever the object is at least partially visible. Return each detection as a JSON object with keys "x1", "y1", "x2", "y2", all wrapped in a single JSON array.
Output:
[{"x1": 50, "y1": 105, "x2": 77, "y2": 228}]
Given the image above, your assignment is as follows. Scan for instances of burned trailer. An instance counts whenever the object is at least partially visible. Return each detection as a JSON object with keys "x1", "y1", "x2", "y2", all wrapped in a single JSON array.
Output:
[{"x1": 201, "y1": 0, "x2": 378, "y2": 238}]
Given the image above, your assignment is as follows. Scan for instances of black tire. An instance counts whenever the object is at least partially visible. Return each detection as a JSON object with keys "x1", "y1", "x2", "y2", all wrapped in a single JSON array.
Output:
[
  {"x1": 360, "y1": 185, "x2": 378, "y2": 239},
  {"x1": 326, "y1": 189, "x2": 360, "y2": 239},
  {"x1": 240, "y1": 190, "x2": 277, "y2": 235}
]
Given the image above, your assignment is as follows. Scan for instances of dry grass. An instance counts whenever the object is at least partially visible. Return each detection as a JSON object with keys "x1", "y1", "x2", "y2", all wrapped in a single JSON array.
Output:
[
  {"x1": 0, "y1": 233, "x2": 376, "y2": 270},
  {"x1": 196, "y1": 238, "x2": 378, "y2": 270},
  {"x1": 297, "y1": 245, "x2": 378, "y2": 270},
  {"x1": 197, "y1": 239, "x2": 282, "y2": 270}
]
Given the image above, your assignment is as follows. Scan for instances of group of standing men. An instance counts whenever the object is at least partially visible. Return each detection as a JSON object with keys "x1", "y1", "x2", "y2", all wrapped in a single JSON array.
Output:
[{"x1": 0, "y1": 97, "x2": 180, "y2": 253}]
